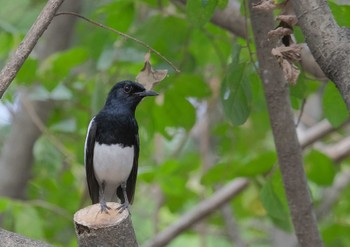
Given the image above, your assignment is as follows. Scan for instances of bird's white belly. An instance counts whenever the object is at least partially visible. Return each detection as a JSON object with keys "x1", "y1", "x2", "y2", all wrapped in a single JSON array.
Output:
[{"x1": 93, "y1": 143, "x2": 134, "y2": 201}]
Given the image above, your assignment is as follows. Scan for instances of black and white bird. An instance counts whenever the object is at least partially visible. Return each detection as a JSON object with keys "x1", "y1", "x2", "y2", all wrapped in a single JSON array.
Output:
[{"x1": 84, "y1": 80, "x2": 158, "y2": 213}]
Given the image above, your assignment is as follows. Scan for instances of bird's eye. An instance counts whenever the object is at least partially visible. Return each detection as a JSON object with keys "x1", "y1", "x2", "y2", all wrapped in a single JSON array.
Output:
[{"x1": 124, "y1": 85, "x2": 132, "y2": 93}]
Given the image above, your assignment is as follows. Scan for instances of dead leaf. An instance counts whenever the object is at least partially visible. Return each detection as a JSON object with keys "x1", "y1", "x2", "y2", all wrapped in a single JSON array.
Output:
[
  {"x1": 276, "y1": 15, "x2": 298, "y2": 26},
  {"x1": 272, "y1": 44, "x2": 301, "y2": 61},
  {"x1": 268, "y1": 27, "x2": 293, "y2": 39},
  {"x1": 281, "y1": 59, "x2": 300, "y2": 85},
  {"x1": 136, "y1": 51, "x2": 168, "y2": 90},
  {"x1": 252, "y1": 0, "x2": 277, "y2": 11},
  {"x1": 272, "y1": 44, "x2": 302, "y2": 85}
]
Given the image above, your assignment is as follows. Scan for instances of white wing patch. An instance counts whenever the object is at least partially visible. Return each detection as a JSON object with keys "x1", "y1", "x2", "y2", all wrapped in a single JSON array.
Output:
[{"x1": 84, "y1": 117, "x2": 95, "y2": 167}]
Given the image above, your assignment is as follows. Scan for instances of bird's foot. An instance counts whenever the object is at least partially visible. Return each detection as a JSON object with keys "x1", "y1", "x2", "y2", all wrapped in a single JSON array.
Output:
[
  {"x1": 117, "y1": 202, "x2": 130, "y2": 214},
  {"x1": 99, "y1": 201, "x2": 111, "y2": 214}
]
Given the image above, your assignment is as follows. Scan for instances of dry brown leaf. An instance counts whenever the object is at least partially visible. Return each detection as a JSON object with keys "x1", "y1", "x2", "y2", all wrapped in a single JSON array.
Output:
[
  {"x1": 268, "y1": 27, "x2": 293, "y2": 39},
  {"x1": 272, "y1": 44, "x2": 302, "y2": 85},
  {"x1": 272, "y1": 44, "x2": 301, "y2": 61},
  {"x1": 280, "y1": 59, "x2": 300, "y2": 85},
  {"x1": 136, "y1": 52, "x2": 168, "y2": 90},
  {"x1": 276, "y1": 15, "x2": 298, "y2": 26},
  {"x1": 252, "y1": 0, "x2": 277, "y2": 11}
]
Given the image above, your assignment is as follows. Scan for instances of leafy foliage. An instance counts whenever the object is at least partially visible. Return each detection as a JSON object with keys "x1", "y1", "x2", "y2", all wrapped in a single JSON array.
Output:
[{"x1": 0, "y1": 0, "x2": 349, "y2": 246}]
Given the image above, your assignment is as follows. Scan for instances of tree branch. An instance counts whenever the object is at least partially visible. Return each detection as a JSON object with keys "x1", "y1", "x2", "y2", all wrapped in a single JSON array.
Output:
[
  {"x1": 0, "y1": 0, "x2": 65, "y2": 98},
  {"x1": 0, "y1": 228, "x2": 53, "y2": 247},
  {"x1": 298, "y1": 119, "x2": 348, "y2": 149},
  {"x1": 292, "y1": 0, "x2": 350, "y2": 108},
  {"x1": 249, "y1": 1, "x2": 323, "y2": 246},
  {"x1": 142, "y1": 178, "x2": 249, "y2": 247}
]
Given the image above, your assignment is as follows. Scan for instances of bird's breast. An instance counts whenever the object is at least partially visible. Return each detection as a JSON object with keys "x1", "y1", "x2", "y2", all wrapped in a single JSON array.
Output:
[{"x1": 93, "y1": 143, "x2": 134, "y2": 187}]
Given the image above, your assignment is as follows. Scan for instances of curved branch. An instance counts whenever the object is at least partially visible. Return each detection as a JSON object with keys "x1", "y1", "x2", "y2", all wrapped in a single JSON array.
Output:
[
  {"x1": 142, "y1": 178, "x2": 249, "y2": 247},
  {"x1": 55, "y1": 12, "x2": 180, "y2": 73},
  {"x1": 0, "y1": 0, "x2": 65, "y2": 98}
]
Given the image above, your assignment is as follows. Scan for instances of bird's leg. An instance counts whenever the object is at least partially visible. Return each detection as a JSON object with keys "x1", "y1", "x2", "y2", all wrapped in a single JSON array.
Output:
[
  {"x1": 117, "y1": 181, "x2": 130, "y2": 214},
  {"x1": 99, "y1": 181, "x2": 111, "y2": 213}
]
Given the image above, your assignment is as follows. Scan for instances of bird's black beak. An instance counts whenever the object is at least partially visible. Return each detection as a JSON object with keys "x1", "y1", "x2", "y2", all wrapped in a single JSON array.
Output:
[{"x1": 134, "y1": 90, "x2": 159, "y2": 97}]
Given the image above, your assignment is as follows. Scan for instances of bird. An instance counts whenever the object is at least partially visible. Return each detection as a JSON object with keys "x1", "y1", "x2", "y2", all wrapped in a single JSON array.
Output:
[{"x1": 84, "y1": 80, "x2": 158, "y2": 213}]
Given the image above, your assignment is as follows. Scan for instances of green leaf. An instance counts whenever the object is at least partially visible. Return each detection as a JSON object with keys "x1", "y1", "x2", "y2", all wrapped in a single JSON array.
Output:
[
  {"x1": 97, "y1": 1, "x2": 135, "y2": 32},
  {"x1": 14, "y1": 205, "x2": 44, "y2": 239},
  {"x1": 323, "y1": 82, "x2": 348, "y2": 127},
  {"x1": 329, "y1": 2, "x2": 350, "y2": 27},
  {"x1": 162, "y1": 91, "x2": 196, "y2": 130},
  {"x1": 236, "y1": 152, "x2": 276, "y2": 177},
  {"x1": 187, "y1": 0, "x2": 218, "y2": 27},
  {"x1": 221, "y1": 46, "x2": 252, "y2": 126},
  {"x1": 201, "y1": 162, "x2": 234, "y2": 185},
  {"x1": 304, "y1": 150, "x2": 336, "y2": 186},
  {"x1": 323, "y1": 223, "x2": 350, "y2": 247},
  {"x1": 15, "y1": 57, "x2": 38, "y2": 84},
  {"x1": 260, "y1": 171, "x2": 292, "y2": 231},
  {"x1": 171, "y1": 74, "x2": 211, "y2": 98}
]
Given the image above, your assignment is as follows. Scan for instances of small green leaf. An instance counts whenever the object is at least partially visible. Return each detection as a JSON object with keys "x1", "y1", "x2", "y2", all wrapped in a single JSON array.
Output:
[
  {"x1": 329, "y1": 2, "x2": 350, "y2": 27},
  {"x1": 201, "y1": 163, "x2": 234, "y2": 185},
  {"x1": 323, "y1": 223, "x2": 350, "y2": 246},
  {"x1": 305, "y1": 150, "x2": 336, "y2": 186},
  {"x1": 162, "y1": 92, "x2": 196, "y2": 130},
  {"x1": 260, "y1": 171, "x2": 292, "y2": 231},
  {"x1": 236, "y1": 152, "x2": 276, "y2": 177},
  {"x1": 187, "y1": 0, "x2": 218, "y2": 27},
  {"x1": 221, "y1": 46, "x2": 252, "y2": 126},
  {"x1": 323, "y1": 82, "x2": 348, "y2": 127},
  {"x1": 171, "y1": 74, "x2": 211, "y2": 98}
]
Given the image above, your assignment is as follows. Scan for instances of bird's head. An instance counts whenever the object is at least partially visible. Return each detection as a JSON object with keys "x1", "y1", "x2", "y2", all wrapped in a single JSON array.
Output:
[{"x1": 105, "y1": 80, "x2": 158, "y2": 111}]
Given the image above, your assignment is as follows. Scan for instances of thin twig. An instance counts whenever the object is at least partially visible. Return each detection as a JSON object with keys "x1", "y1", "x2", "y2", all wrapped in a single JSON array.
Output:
[
  {"x1": 295, "y1": 98, "x2": 306, "y2": 127},
  {"x1": 55, "y1": 12, "x2": 180, "y2": 73},
  {"x1": 243, "y1": 0, "x2": 258, "y2": 72}
]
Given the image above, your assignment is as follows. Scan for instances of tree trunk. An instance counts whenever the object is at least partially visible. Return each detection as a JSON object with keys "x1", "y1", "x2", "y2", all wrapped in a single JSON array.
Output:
[
  {"x1": 249, "y1": 1, "x2": 324, "y2": 246},
  {"x1": 74, "y1": 203, "x2": 138, "y2": 247}
]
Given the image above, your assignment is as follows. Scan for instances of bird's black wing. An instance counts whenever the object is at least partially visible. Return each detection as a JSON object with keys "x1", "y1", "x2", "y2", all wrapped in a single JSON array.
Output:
[
  {"x1": 84, "y1": 118, "x2": 99, "y2": 204},
  {"x1": 127, "y1": 132, "x2": 139, "y2": 204}
]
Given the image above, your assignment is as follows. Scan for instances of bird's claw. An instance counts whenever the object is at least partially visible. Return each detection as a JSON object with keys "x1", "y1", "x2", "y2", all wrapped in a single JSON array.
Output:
[
  {"x1": 100, "y1": 202, "x2": 111, "y2": 214},
  {"x1": 117, "y1": 203, "x2": 130, "y2": 214}
]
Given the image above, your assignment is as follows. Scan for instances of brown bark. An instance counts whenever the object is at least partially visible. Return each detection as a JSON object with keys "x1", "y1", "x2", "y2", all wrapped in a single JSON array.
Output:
[
  {"x1": 249, "y1": 1, "x2": 324, "y2": 246},
  {"x1": 74, "y1": 203, "x2": 138, "y2": 247}
]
